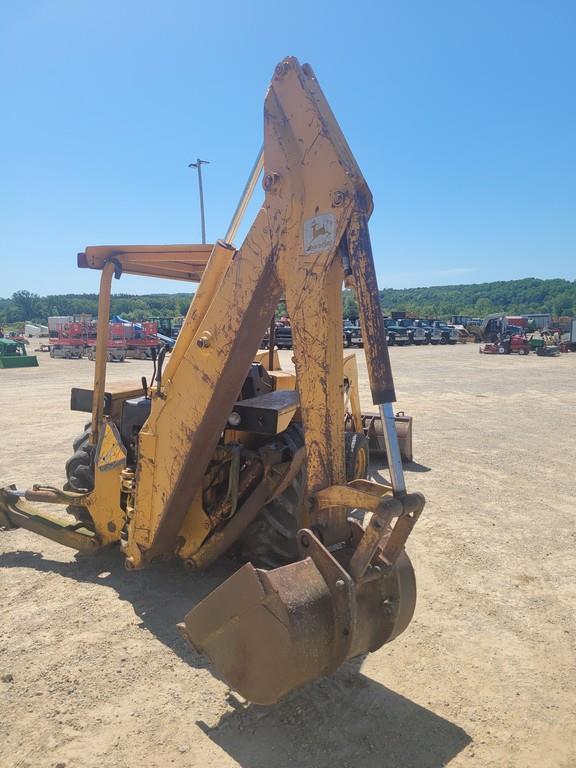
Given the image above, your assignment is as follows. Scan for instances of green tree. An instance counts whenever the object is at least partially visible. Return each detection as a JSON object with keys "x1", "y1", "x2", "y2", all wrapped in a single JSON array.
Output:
[
  {"x1": 342, "y1": 289, "x2": 358, "y2": 320},
  {"x1": 11, "y1": 290, "x2": 41, "y2": 321},
  {"x1": 474, "y1": 297, "x2": 494, "y2": 316}
]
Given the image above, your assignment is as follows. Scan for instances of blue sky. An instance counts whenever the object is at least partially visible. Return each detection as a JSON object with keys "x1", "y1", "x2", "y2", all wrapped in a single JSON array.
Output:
[{"x1": 0, "y1": 0, "x2": 574, "y2": 296}]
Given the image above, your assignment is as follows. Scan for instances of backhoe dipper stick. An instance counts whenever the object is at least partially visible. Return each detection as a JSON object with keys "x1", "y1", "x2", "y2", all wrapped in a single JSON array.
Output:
[
  {"x1": 346, "y1": 213, "x2": 395, "y2": 405},
  {"x1": 346, "y1": 212, "x2": 406, "y2": 495}
]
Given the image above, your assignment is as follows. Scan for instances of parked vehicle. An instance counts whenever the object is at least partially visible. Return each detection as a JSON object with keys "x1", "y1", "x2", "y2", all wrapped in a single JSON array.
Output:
[
  {"x1": 425, "y1": 321, "x2": 459, "y2": 345},
  {"x1": 345, "y1": 323, "x2": 364, "y2": 347},
  {"x1": 383, "y1": 319, "x2": 411, "y2": 346},
  {"x1": 393, "y1": 318, "x2": 428, "y2": 345},
  {"x1": 0, "y1": 338, "x2": 39, "y2": 368},
  {"x1": 411, "y1": 320, "x2": 433, "y2": 344},
  {"x1": 343, "y1": 321, "x2": 356, "y2": 347},
  {"x1": 261, "y1": 324, "x2": 293, "y2": 349},
  {"x1": 560, "y1": 318, "x2": 576, "y2": 352},
  {"x1": 467, "y1": 314, "x2": 524, "y2": 343},
  {"x1": 480, "y1": 334, "x2": 530, "y2": 355},
  {"x1": 274, "y1": 326, "x2": 293, "y2": 349}
]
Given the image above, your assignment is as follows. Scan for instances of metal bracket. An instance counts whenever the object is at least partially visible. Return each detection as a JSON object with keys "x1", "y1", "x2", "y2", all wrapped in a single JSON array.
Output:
[
  {"x1": 297, "y1": 528, "x2": 356, "y2": 674},
  {"x1": 313, "y1": 481, "x2": 424, "y2": 582},
  {"x1": 0, "y1": 487, "x2": 100, "y2": 553},
  {"x1": 380, "y1": 492, "x2": 425, "y2": 568}
]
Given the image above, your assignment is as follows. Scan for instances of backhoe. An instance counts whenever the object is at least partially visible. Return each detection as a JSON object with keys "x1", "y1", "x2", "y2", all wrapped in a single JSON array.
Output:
[{"x1": 0, "y1": 57, "x2": 424, "y2": 704}]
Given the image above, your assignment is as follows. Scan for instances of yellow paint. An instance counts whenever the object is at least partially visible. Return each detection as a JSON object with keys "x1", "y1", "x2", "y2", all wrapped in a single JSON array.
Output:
[
  {"x1": 74, "y1": 57, "x2": 397, "y2": 567},
  {"x1": 85, "y1": 420, "x2": 127, "y2": 545}
]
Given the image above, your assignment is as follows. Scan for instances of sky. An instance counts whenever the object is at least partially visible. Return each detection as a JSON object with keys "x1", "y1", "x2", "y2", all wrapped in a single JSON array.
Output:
[{"x1": 0, "y1": 0, "x2": 574, "y2": 297}]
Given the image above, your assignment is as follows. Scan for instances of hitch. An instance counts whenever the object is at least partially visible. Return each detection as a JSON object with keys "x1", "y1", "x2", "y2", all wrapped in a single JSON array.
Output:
[{"x1": 0, "y1": 486, "x2": 100, "y2": 553}]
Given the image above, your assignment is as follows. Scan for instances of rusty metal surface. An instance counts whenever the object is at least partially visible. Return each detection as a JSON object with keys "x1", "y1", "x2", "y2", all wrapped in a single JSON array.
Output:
[
  {"x1": 185, "y1": 444, "x2": 306, "y2": 570},
  {"x1": 181, "y1": 559, "x2": 333, "y2": 704},
  {"x1": 0, "y1": 56, "x2": 427, "y2": 705},
  {"x1": 0, "y1": 488, "x2": 99, "y2": 553},
  {"x1": 79, "y1": 244, "x2": 213, "y2": 282},
  {"x1": 182, "y1": 540, "x2": 417, "y2": 705},
  {"x1": 138, "y1": 57, "x2": 424, "y2": 702},
  {"x1": 348, "y1": 495, "x2": 403, "y2": 581},
  {"x1": 297, "y1": 528, "x2": 355, "y2": 674},
  {"x1": 380, "y1": 492, "x2": 425, "y2": 568},
  {"x1": 184, "y1": 475, "x2": 271, "y2": 571},
  {"x1": 346, "y1": 213, "x2": 396, "y2": 405},
  {"x1": 126, "y1": 55, "x2": 393, "y2": 563},
  {"x1": 144, "y1": 258, "x2": 280, "y2": 562},
  {"x1": 362, "y1": 411, "x2": 414, "y2": 463},
  {"x1": 314, "y1": 483, "x2": 393, "y2": 514}
]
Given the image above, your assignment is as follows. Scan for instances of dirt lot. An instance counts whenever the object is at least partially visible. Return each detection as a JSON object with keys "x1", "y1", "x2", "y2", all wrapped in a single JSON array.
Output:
[{"x1": 0, "y1": 343, "x2": 575, "y2": 768}]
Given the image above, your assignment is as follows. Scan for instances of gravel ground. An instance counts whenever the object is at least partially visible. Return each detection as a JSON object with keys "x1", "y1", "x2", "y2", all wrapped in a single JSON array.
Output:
[{"x1": 0, "y1": 343, "x2": 575, "y2": 768}]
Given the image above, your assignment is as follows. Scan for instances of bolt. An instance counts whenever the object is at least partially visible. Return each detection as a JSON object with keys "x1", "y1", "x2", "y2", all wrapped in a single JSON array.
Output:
[
  {"x1": 274, "y1": 61, "x2": 291, "y2": 79},
  {"x1": 124, "y1": 556, "x2": 135, "y2": 571},
  {"x1": 300, "y1": 534, "x2": 309, "y2": 548},
  {"x1": 262, "y1": 172, "x2": 282, "y2": 193},
  {"x1": 183, "y1": 559, "x2": 197, "y2": 572},
  {"x1": 332, "y1": 189, "x2": 347, "y2": 207},
  {"x1": 107, "y1": 521, "x2": 116, "y2": 533},
  {"x1": 196, "y1": 331, "x2": 212, "y2": 349},
  {"x1": 335, "y1": 579, "x2": 345, "y2": 590}
]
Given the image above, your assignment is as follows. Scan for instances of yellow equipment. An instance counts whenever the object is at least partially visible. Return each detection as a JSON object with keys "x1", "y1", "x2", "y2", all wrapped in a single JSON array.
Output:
[{"x1": 0, "y1": 57, "x2": 424, "y2": 704}]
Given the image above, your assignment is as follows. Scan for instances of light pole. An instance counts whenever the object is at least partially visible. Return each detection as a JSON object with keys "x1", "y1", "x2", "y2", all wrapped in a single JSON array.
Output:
[{"x1": 188, "y1": 158, "x2": 210, "y2": 244}]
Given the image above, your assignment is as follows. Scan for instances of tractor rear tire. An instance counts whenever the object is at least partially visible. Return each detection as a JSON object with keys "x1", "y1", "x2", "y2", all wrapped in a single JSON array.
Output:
[
  {"x1": 236, "y1": 425, "x2": 306, "y2": 569},
  {"x1": 345, "y1": 432, "x2": 370, "y2": 481},
  {"x1": 66, "y1": 431, "x2": 95, "y2": 492},
  {"x1": 65, "y1": 429, "x2": 96, "y2": 524}
]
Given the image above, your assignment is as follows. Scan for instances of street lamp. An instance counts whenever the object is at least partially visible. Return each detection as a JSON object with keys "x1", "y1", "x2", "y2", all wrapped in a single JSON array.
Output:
[{"x1": 188, "y1": 158, "x2": 210, "y2": 244}]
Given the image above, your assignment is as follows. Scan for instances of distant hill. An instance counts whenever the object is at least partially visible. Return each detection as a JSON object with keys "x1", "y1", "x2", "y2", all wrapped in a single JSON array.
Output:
[
  {"x1": 1, "y1": 277, "x2": 574, "y2": 325},
  {"x1": 377, "y1": 277, "x2": 576, "y2": 318}
]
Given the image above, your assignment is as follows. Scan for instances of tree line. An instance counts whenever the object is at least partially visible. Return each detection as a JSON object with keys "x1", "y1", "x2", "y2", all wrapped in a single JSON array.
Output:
[
  {"x1": 1, "y1": 277, "x2": 574, "y2": 326},
  {"x1": 0, "y1": 291, "x2": 192, "y2": 325}
]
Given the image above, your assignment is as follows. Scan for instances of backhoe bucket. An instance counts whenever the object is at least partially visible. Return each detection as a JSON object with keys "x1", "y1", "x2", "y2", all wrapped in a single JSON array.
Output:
[
  {"x1": 180, "y1": 534, "x2": 416, "y2": 704},
  {"x1": 362, "y1": 412, "x2": 413, "y2": 463}
]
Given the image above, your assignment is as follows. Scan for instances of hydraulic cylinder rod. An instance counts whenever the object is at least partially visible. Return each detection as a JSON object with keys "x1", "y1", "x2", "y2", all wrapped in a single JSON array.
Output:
[{"x1": 225, "y1": 145, "x2": 264, "y2": 244}]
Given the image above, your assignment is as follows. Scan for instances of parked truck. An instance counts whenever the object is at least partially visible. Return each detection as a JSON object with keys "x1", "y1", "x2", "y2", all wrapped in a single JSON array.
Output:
[{"x1": 393, "y1": 318, "x2": 429, "y2": 345}]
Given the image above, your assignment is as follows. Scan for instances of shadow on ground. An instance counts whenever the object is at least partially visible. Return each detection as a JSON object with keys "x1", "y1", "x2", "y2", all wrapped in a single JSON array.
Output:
[
  {"x1": 370, "y1": 460, "x2": 432, "y2": 478},
  {"x1": 0, "y1": 545, "x2": 232, "y2": 666},
  {"x1": 198, "y1": 660, "x2": 470, "y2": 768},
  {"x1": 0, "y1": 546, "x2": 470, "y2": 768},
  {"x1": 403, "y1": 461, "x2": 432, "y2": 473}
]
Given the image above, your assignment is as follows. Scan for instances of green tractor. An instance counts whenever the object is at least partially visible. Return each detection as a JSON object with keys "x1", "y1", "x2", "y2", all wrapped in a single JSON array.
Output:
[{"x1": 0, "y1": 338, "x2": 39, "y2": 369}]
